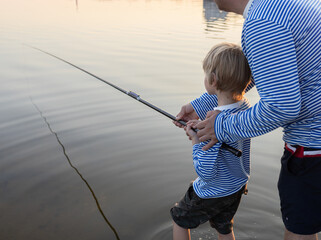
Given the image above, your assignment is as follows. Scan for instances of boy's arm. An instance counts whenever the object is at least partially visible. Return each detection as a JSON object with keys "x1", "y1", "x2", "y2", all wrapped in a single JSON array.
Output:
[
  {"x1": 185, "y1": 122, "x2": 200, "y2": 145},
  {"x1": 174, "y1": 93, "x2": 217, "y2": 128},
  {"x1": 173, "y1": 103, "x2": 199, "y2": 128},
  {"x1": 190, "y1": 93, "x2": 218, "y2": 120},
  {"x1": 192, "y1": 143, "x2": 220, "y2": 182},
  {"x1": 185, "y1": 123, "x2": 220, "y2": 181}
]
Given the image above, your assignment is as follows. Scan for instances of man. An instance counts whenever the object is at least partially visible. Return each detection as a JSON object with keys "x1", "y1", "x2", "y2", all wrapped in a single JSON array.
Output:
[{"x1": 175, "y1": 0, "x2": 321, "y2": 239}]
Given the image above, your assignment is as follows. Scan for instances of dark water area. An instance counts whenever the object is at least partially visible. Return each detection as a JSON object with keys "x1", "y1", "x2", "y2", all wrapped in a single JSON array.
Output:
[{"x1": 1, "y1": 0, "x2": 318, "y2": 239}]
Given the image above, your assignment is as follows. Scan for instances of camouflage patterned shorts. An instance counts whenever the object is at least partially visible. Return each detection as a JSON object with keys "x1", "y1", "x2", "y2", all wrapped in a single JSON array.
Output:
[{"x1": 170, "y1": 183, "x2": 246, "y2": 234}]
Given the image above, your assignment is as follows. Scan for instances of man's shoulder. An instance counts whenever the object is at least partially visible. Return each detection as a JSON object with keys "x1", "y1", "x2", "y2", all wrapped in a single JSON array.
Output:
[{"x1": 246, "y1": 0, "x2": 317, "y2": 26}]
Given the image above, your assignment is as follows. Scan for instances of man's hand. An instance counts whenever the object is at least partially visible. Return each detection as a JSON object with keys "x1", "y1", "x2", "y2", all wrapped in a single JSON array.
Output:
[
  {"x1": 173, "y1": 103, "x2": 199, "y2": 128},
  {"x1": 195, "y1": 110, "x2": 221, "y2": 150}
]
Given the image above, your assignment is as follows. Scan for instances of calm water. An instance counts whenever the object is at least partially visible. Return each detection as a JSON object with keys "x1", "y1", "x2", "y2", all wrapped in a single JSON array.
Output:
[{"x1": 0, "y1": 0, "x2": 311, "y2": 239}]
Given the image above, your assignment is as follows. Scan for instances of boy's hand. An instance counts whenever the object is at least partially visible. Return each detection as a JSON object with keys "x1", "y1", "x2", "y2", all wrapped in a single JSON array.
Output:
[
  {"x1": 196, "y1": 110, "x2": 221, "y2": 150},
  {"x1": 185, "y1": 120, "x2": 200, "y2": 144},
  {"x1": 173, "y1": 103, "x2": 199, "y2": 128}
]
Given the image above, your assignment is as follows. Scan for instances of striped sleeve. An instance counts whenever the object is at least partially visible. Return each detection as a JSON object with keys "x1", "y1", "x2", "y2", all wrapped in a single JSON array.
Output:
[
  {"x1": 216, "y1": 19, "x2": 301, "y2": 142},
  {"x1": 192, "y1": 143, "x2": 220, "y2": 182},
  {"x1": 190, "y1": 93, "x2": 218, "y2": 120}
]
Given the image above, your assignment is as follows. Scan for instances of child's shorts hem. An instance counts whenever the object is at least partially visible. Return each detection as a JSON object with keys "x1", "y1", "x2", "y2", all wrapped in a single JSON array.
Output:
[{"x1": 170, "y1": 183, "x2": 245, "y2": 234}]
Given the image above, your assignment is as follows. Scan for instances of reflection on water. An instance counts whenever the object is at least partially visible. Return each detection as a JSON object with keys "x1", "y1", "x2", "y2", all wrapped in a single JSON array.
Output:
[
  {"x1": 203, "y1": 0, "x2": 227, "y2": 22},
  {"x1": 203, "y1": 0, "x2": 243, "y2": 39},
  {"x1": 30, "y1": 97, "x2": 120, "y2": 240}
]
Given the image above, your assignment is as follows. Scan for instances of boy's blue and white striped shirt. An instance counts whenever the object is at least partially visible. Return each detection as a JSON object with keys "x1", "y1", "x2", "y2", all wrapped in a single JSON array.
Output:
[
  {"x1": 195, "y1": 0, "x2": 321, "y2": 148},
  {"x1": 191, "y1": 97, "x2": 251, "y2": 199}
]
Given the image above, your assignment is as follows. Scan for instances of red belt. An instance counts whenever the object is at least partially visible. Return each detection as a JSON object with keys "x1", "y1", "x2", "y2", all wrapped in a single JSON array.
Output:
[{"x1": 285, "y1": 143, "x2": 321, "y2": 158}]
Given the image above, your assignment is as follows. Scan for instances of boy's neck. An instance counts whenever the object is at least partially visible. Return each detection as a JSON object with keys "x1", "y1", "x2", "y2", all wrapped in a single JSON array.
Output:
[{"x1": 216, "y1": 92, "x2": 243, "y2": 106}]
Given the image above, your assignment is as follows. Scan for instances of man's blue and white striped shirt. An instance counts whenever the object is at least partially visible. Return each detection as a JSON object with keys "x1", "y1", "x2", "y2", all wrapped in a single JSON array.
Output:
[
  {"x1": 191, "y1": 98, "x2": 251, "y2": 198},
  {"x1": 195, "y1": 0, "x2": 321, "y2": 147}
]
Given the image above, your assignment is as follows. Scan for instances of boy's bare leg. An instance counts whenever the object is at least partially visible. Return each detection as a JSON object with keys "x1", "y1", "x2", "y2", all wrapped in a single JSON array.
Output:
[
  {"x1": 284, "y1": 229, "x2": 318, "y2": 240},
  {"x1": 173, "y1": 221, "x2": 191, "y2": 240},
  {"x1": 218, "y1": 230, "x2": 235, "y2": 240}
]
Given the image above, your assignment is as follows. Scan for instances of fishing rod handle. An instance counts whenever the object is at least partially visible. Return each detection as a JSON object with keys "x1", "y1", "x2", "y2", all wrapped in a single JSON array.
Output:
[{"x1": 221, "y1": 143, "x2": 242, "y2": 157}]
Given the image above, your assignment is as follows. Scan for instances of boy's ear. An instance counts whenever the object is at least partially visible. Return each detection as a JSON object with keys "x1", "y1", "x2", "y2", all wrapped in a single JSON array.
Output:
[{"x1": 211, "y1": 74, "x2": 217, "y2": 87}]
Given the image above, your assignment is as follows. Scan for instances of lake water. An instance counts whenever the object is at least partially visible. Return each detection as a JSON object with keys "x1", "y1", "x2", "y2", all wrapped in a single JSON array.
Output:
[{"x1": 1, "y1": 0, "x2": 316, "y2": 239}]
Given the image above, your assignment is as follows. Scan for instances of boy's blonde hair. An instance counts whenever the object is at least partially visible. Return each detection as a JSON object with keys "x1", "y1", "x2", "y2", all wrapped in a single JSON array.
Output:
[{"x1": 203, "y1": 42, "x2": 251, "y2": 95}]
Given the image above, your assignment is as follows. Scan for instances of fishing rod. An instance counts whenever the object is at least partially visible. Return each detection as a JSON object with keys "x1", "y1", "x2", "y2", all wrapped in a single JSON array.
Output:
[{"x1": 27, "y1": 45, "x2": 242, "y2": 157}]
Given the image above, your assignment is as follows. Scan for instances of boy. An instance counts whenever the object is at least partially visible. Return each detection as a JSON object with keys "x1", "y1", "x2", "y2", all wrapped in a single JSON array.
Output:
[{"x1": 171, "y1": 42, "x2": 252, "y2": 240}]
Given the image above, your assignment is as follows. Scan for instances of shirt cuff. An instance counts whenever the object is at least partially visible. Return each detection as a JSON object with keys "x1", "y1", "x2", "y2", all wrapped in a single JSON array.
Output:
[{"x1": 214, "y1": 111, "x2": 225, "y2": 142}]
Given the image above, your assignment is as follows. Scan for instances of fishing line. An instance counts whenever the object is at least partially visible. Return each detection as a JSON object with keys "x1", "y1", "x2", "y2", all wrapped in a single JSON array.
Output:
[
  {"x1": 26, "y1": 45, "x2": 242, "y2": 157},
  {"x1": 30, "y1": 97, "x2": 121, "y2": 240}
]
